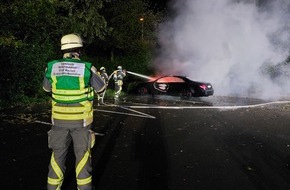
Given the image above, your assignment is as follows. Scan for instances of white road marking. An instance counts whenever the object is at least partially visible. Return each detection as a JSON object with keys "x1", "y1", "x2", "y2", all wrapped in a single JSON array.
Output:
[
  {"x1": 125, "y1": 100, "x2": 290, "y2": 110},
  {"x1": 34, "y1": 120, "x2": 52, "y2": 125},
  {"x1": 18, "y1": 100, "x2": 290, "y2": 126},
  {"x1": 95, "y1": 109, "x2": 155, "y2": 119},
  {"x1": 104, "y1": 103, "x2": 156, "y2": 118},
  {"x1": 94, "y1": 104, "x2": 156, "y2": 119}
]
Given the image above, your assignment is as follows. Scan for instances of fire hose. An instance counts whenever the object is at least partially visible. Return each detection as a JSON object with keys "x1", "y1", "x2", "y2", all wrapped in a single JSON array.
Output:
[{"x1": 100, "y1": 70, "x2": 153, "y2": 100}]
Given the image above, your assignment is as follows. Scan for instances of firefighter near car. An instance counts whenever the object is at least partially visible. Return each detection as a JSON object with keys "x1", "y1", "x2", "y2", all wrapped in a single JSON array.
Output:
[
  {"x1": 113, "y1": 66, "x2": 126, "y2": 101},
  {"x1": 97, "y1": 66, "x2": 109, "y2": 104},
  {"x1": 43, "y1": 33, "x2": 106, "y2": 190}
]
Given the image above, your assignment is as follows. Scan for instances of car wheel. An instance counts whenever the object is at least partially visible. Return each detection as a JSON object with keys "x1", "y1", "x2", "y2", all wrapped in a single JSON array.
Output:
[
  {"x1": 181, "y1": 89, "x2": 193, "y2": 98},
  {"x1": 138, "y1": 87, "x2": 148, "y2": 95}
]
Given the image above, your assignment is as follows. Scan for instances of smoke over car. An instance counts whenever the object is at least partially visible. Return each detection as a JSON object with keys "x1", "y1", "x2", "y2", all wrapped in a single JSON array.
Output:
[{"x1": 154, "y1": 0, "x2": 290, "y2": 100}]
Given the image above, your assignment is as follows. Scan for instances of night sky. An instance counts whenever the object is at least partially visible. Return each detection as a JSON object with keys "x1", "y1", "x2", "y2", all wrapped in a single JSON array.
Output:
[{"x1": 148, "y1": 0, "x2": 170, "y2": 11}]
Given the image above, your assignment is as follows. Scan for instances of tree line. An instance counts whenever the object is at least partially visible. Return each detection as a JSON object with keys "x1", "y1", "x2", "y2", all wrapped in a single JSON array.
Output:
[{"x1": 0, "y1": 0, "x2": 163, "y2": 108}]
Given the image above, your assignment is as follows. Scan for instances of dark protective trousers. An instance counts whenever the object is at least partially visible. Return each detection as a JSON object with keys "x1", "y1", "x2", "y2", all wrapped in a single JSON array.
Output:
[{"x1": 47, "y1": 125, "x2": 94, "y2": 190}]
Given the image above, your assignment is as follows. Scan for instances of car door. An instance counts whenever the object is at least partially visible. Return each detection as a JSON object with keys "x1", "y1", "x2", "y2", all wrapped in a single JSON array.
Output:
[{"x1": 153, "y1": 76, "x2": 185, "y2": 95}]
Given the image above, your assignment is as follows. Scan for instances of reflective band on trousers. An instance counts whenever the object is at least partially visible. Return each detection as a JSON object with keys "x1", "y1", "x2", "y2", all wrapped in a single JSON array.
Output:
[
  {"x1": 47, "y1": 177, "x2": 62, "y2": 186},
  {"x1": 76, "y1": 151, "x2": 92, "y2": 186},
  {"x1": 76, "y1": 151, "x2": 90, "y2": 177},
  {"x1": 47, "y1": 152, "x2": 63, "y2": 189},
  {"x1": 77, "y1": 176, "x2": 92, "y2": 186},
  {"x1": 50, "y1": 152, "x2": 63, "y2": 179}
]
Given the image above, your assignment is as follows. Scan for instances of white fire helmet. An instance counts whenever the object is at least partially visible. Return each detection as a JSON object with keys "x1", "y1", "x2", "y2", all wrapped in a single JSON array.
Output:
[
  {"x1": 100, "y1": 67, "x2": 105, "y2": 71},
  {"x1": 61, "y1": 34, "x2": 83, "y2": 50},
  {"x1": 117, "y1": 66, "x2": 122, "y2": 70}
]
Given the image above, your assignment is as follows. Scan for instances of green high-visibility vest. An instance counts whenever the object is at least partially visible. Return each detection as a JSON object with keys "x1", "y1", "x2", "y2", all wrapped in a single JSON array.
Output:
[{"x1": 46, "y1": 58, "x2": 94, "y2": 104}]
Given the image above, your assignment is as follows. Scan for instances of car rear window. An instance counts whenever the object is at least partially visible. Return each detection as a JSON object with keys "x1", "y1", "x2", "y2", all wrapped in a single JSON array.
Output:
[{"x1": 157, "y1": 77, "x2": 185, "y2": 83}]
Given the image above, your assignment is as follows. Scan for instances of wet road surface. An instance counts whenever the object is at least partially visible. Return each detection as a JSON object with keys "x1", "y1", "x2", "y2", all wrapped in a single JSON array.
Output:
[{"x1": 1, "y1": 95, "x2": 290, "y2": 190}]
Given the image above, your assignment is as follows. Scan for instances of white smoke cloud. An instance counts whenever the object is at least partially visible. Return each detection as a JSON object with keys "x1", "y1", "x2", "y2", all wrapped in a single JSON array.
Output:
[{"x1": 154, "y1": 0, "x2": 290, "y2": 99}]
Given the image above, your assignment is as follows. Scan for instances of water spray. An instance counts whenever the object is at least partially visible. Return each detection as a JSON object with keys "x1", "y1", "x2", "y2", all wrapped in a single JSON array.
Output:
[{"x1": 127, "y1": 71, "x2": 154, "y2": 81}]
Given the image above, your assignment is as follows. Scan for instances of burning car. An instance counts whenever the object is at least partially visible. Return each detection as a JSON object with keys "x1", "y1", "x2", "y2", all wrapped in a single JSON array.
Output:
[{"x1": 133, "y1": 75, "x2": 214, "y2": 98}]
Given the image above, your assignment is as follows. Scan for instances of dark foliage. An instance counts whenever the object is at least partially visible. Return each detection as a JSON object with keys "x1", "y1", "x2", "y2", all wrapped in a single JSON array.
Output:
[{"x1": 0, "y1": 0, "x2": 163, "y2": 108}]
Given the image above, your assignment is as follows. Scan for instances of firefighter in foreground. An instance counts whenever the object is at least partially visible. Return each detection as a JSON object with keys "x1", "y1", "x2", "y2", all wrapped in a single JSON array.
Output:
[
  {"x1": 113, "y1": 66, "x2": 126, "y2": 101},
  {"x1": 97, "y1": 66, "x2": 109, "y2": 104},
  {"x1": 43, "y1": 33, "x2": 105, "y2": 190}
]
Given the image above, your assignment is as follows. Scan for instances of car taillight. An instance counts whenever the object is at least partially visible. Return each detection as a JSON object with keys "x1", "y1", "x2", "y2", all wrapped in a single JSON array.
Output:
[{"x1": 199, "y1": 84, "x2": 207, "y2": 90}]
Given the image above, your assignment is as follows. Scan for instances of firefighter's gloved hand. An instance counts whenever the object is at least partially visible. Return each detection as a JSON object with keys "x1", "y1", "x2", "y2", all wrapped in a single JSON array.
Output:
[{"x1": 123, "y1": 69, "x2": 127, "y2": 74}]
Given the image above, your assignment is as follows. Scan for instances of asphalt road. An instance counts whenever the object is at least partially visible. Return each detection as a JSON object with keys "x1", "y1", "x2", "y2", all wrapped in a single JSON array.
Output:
[{"x1": 1, "y1": 96, "x2": 290, "y2": 190}]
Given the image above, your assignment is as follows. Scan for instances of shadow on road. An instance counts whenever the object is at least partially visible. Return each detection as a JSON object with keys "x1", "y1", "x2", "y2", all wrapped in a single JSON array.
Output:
[
  {"x1": 91, "y1": 107, "x2": 128, "y2": 188},
  {"x1": 88, "y1": 101, "x2": 170, "y2": 190},
  {"x1": 134, "y1": 108, "x2": 170, "y2": 190}
]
